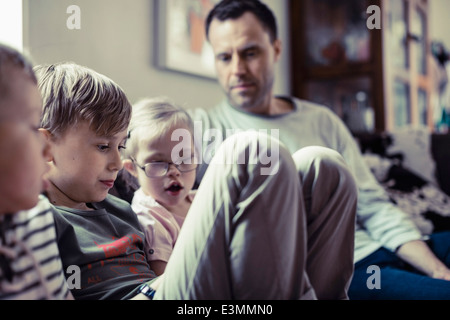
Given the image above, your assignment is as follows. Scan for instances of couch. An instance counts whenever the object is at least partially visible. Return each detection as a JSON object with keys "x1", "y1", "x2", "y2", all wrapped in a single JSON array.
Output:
[{"x1": 354, "y1": 126, "x2": 450, "y2": 235}]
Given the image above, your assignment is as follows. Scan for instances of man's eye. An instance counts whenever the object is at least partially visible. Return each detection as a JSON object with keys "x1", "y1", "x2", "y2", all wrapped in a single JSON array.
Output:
[
  {"x1": 98, "y1": 145, "x2": 109, "y2": 151},
  {"x1": 217, "y1": 55, "x2": 231, "y2": 63},
  {"x1": 245, "y1": 50, "x2": 257, "y2": 58}
]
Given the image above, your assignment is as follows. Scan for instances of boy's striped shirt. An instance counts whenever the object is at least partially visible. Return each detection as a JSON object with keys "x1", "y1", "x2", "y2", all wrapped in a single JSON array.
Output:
[{"x1": 0, "y1": 196, "x2": 71, "y2": 300}]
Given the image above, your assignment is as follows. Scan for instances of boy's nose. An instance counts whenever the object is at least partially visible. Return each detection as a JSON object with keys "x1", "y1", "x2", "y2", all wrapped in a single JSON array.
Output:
[{"x1": 109, "y1": 150, "x2": 123, "y2": 171}]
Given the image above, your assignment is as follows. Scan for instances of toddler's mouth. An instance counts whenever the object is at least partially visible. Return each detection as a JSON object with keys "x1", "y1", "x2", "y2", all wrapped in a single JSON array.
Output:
[{"x1": 166, "y1": 183, "x2": 183, "y2": 192}]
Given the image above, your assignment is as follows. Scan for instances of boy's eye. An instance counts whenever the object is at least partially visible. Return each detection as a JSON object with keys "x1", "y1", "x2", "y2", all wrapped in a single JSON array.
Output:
[{"x1": 98, "y1": 144, "x2": 126, "y2": 152}]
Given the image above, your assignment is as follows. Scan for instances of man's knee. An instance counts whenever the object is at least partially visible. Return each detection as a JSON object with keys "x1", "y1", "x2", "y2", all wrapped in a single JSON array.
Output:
[
  {"x1": 292, "y1": 146, "x2": 357, "y2": 195},
  {"x1": 213, "y1": 131, "x2": 292, "y2": 177}
]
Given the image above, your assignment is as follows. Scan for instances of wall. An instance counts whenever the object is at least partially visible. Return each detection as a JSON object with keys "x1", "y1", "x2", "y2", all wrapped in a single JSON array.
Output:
[
  {"x1": 24, "y1": 0, "x2": 290, "y2": 110},
  {"x1": 0, "y1": 0, "x2": 23, "y2": 50},
  {"x1": 429, "y1": 0, "x2": 450, "y2": 50}
]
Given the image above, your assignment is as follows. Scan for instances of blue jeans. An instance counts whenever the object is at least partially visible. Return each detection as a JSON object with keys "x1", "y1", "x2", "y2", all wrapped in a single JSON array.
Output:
[{"x1": 349, "y1": 231, "x2": 450, "y2": 300}]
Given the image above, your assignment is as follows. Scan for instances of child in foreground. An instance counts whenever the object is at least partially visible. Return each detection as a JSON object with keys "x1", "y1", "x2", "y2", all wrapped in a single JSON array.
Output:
[
  {"x1": 0, "y1": 43, "x2": 71, "y2": 300},
  {"x1": 123, "y1": 97, "x2": 197, "y2": 276}
]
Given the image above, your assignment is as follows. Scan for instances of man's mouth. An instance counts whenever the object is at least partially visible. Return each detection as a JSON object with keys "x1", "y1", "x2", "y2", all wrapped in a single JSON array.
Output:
[{"x1": 232, "y1": 83, "x2": 254, "y2": 90}]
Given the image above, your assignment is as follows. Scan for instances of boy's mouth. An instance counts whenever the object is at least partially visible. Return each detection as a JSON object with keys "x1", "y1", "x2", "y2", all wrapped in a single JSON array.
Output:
[{"x1": 100, "y1": 180, "x2": 115, "y2": 189}]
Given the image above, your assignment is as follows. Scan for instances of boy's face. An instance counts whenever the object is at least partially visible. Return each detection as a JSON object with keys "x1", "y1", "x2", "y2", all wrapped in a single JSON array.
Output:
[
  {"x1": 45, "y1": 121, "x2": 127, "y2": 210},
  {"x1": 126, "y1": 125, "x2": 196, "y2": 213},
  {"x1": 0, "y1": 67, "x2": 50, "y2": 214}
]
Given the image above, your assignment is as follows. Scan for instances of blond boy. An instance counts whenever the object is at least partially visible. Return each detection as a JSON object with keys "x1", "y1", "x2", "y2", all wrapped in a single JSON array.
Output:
[{"x1": 35, "y1": 62, "x2": 156, "y2": 300}]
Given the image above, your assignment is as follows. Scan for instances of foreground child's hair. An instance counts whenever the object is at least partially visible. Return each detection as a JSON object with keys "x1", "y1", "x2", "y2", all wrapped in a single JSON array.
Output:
[
  {"x1": 35, "y1": 62, "x2": 131, "y2": 137},
  {"x1": 0, "y1": 44, "x2": 37, "y2": 120},
  {"x1": 123, "y1": 96, "x2": 195, "y2": 161}
]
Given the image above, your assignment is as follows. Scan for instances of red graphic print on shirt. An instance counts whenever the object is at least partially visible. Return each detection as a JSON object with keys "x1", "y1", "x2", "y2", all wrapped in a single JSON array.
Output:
[{"x1": 94, "y1": 234, "x2": 143, "y2": 258}]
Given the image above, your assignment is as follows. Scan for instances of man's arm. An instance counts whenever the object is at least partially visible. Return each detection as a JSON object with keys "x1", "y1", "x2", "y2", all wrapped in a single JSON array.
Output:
[{"x1": 396, "y1": 240, "x2": 450, "y2": 280}]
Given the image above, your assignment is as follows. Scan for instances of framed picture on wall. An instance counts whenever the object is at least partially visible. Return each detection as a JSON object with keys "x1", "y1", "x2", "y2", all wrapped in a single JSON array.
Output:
[{"x1": 154, "y1": 0, "x2": 219, "y2": 79}]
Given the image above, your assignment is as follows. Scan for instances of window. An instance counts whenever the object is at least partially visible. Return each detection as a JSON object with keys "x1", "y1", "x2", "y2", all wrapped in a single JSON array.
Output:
[{"x1": 0, "y1": 0, "x2": 23, "y2": 51}]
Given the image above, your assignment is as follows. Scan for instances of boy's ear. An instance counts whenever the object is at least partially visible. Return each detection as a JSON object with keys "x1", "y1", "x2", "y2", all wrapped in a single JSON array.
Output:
[
  {"x1": 38, "y1": 128, "x2": 54, "y2": 162},
  {"x1": 123, "y1": 159, "x2": 138, "y2": 177},
  {"x1": 39, "y1": 128, "x2": 52, "y2": 140}
]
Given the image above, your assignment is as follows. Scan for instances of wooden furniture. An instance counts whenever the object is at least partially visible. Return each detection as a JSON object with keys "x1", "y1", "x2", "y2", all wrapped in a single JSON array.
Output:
[{"x1": 290, "y1": 0, "x2": 432, "y2": 133}]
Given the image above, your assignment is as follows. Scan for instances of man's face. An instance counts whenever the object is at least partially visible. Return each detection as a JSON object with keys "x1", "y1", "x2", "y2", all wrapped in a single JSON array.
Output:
[{"x1": 208, "y1": 12, "x2": 281, "y2": 115}]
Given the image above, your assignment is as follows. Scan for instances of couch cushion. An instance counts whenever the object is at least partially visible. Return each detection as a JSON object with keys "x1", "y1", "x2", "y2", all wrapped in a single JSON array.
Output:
[
  {"x1": 386, "y1": 126, "x2": 437, "y2": 185},
  {"x1": 360, "y1": 143, "x2": 450, "y2": 235}
]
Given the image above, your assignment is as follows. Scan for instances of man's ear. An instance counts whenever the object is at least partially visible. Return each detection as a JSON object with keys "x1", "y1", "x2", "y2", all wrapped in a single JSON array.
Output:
[
  {"x1": 123, "y1": 159, "x2": 138, "y2": 177},
  {"x1": 273, "y1": 38, "x2": 282, "y2": 63}
]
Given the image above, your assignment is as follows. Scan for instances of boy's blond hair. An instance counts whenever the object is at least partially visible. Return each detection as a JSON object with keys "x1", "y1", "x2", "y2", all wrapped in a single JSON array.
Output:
[
  {"x1": 35, "y1": 62, "x2": 131, "y2": 138},
  {"x1": 124, "y1": 96, "x2": 194, "y2": 160}
]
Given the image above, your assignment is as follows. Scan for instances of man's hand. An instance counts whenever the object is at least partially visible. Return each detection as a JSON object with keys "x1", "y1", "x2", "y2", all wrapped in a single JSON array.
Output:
[
  {"x1": 397, "y1": 240, "x2": 450, "y2": 281},
  {"x1": 431, "y1": 265, "x2": 450, "y2": 281}
]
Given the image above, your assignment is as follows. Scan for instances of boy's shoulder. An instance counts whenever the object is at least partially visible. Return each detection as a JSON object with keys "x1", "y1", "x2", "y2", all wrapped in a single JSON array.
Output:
[
  {"x1": 0, "y1": 196, "x2": 70, "y2": 300},
  {"x1": 51, "y1": 194, "x2": 136, "y2": 226},
  {"x1": 12, "y1": 195, "x2": 55, "y2": 230}
]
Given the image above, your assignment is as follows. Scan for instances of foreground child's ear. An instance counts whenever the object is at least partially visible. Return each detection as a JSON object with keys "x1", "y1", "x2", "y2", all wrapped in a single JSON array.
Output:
[{"x1": 123, "y1": 159, "x2": 138, "y2": 177}]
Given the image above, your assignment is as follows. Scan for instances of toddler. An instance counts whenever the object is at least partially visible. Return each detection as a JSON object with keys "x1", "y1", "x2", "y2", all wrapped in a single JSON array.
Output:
[{"x1": 123, "y1": 97, "x2": 197, "y2": 275}]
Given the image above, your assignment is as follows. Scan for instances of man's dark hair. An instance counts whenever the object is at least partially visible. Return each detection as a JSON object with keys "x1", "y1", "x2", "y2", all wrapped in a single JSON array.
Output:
[{"x1": 205, "y1": 0, "x2": 278, "y2": 43}]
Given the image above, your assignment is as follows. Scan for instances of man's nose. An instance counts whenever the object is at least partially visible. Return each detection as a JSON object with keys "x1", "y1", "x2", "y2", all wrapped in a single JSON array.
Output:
[{"x1": 231, "y1": 55, "x2": 247, "y2": 75}]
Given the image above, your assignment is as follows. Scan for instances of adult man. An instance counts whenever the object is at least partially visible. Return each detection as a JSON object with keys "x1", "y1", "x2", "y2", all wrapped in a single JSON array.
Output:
[{"x1": 191, "y1": 0, "x2": 450, "y2": 299}]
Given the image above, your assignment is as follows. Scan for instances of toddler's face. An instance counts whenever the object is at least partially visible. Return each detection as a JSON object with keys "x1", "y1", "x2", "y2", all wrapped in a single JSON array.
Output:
[
  {"x1": 133, "y1": 125, "x2": 196, "y2": 212},
  {"x1": 0, "y1": 68, "x2": 50, "y2": 214}
]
